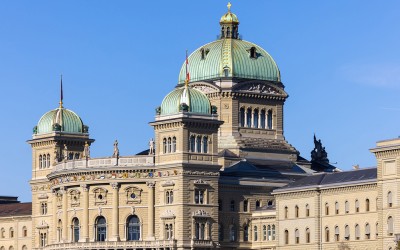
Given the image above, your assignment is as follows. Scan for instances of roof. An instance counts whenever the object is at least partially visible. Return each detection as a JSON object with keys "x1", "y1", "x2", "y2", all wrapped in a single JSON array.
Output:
[
  {"x1": 178, "y1": 39, "x2": 280, "y2": 84},
  {"x1": 275, "y1": 168, "x2": 377, "y2": 192},
  {"x1": 238, "y1": 138, "x2": 298, "y2": 154},
  {"x1": 160, "y1": 86, "x2": 211, "y2": 115},
  {"x1": 36, "y1": 107, "x2": 85, "y2": 134},
  {"x1": 0, "y1": 202, "x2": 32, "y2": 217}
]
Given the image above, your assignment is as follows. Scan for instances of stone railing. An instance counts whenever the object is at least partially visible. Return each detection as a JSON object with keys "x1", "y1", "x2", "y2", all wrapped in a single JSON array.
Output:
[
  {"x1": 191, "y1": 239, "x2": 214, "y2": 247},
  {"x1": 41, "y1": 240, "x2": 176, "y2": 250},
  {"x1": 53, "y1": 156, "x2": 154, "y2": 172}
]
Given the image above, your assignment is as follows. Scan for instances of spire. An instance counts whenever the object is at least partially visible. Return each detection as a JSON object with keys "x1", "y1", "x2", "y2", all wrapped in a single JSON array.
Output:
[
  {"x1": 227, "y1": 2, "x2": 232, "y2": 12},
  {"x1": 59, "y1": 75, "x2": 64, "y2": 108},
  {"x1": 185, "y1": 50, "x2": 190, "y2": 87}
]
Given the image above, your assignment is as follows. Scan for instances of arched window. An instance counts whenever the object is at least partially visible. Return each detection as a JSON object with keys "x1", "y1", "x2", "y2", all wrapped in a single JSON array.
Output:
[
  {"x1": 22, "y1": 246, "x2": 27, "y2": 250},
  {"x1": 172, "y1": 137, "x2": 176, "y2": 152},
  {"x1": 39, "y1": 155, "x2": 43, "y2": 169},
  {"x1": 9, "y1": 246, "x2": 13, "y2": 250},
  {"x1": 345, "y1": 200, "x2": 349, "y2": 213},
  {"x1": 355, "y1": 199, "x2": 360, "y2": 212},
  {"x1": 229, "y1": 225, "x2": 236, "y2": 241},
  {"x1": 243, "y1": 226, "x2": 249, "y2": 241},
  {"x1": 47, "y1": 153, "x2": 51, "y2": 167},
  {"x1": 200, "y1": 48, "x2": 205, "y2": 60},
  {"x1": 40, "y1": 233, "x2": 47, "y2": 247},
  {"x1": 96, "y1": 216, "x2": 107, "y2": 241},
  {"x1": 74, "y1": 153, "x2": 80, "y2": 159},
  {"x1": 0, "y1": 247, "x2": 4, "y2": 250},
  {"x1": 195, "y1": 222, "x2": 205, "y2": 240},
  {"x1": 221, "y1": 27, "x2": 225, "y2": 38},
  {"x1": 22, "y1": 226, "x2": 27, "y2": 237},
  {"x1": 267, "y1": 225, "x2": 271, "y2": 241},
  {"x1": 0, "y1": 228, "x2": 4, "y2": 238},
  {"x1": 256, "y1": 200, "x2": 261, "y2": 209},
  {"x1": 243, "y1": 200, "x2": 248, "y2": 212},
  {"x1": 163, "y1": 138, "x2": 167, "y2": 153},
  {"x1": 167, "y1": 137, "x2": 172, "y2": 153},
  {"x1": 335, "y1": 201, "x2": 339, "y2": 214},
  {"x1": 246, "y1": 108, "x2": 252, "y2": 127},
  {"x1": 267, "y1": 110, "x2": 273, "y2": 129},
  {"x1": 196, "y1": 136, "x2": 201, "y2": 153},
  {"x1": 202, "y1": 136, "x2": 208, "y2": 153},
  {"x1": 295, "y1": 229, "x2": 299, "y2": 244},
  {"x1": 284, "y1": 206, "x2": 288, "y2": 219},
  {"x1": 344, "y1": 225, "x2": 350, "y2": 240},
  {"x1": 355, "y1": 224, "x2": 360, "y2": 240},
  {"x1": 260, "y1": 109, "x2": 266, "y2": 129},
  {"x1": 325, "y1": 202, "x2": 329, "y2": 215},
  {"x1": 166, "y1": 191, "x2": 173, "y2": 204},
  {"x1": 72, "y1": 218, "x2": 79, "y2": 242},
  {"x1": 263, "y1": 225, "x2": 267, "y2": 241},
  {"x1": 272, "y1": 225, "x2": 276, "y2": 240},
  {"x1": 218, "y1": 224, "x2": 224, "y2": 241},
  {"x1": 365, "y1": 223, "x2": 370, "y2": 239},
  {"x1": 306, "y1": 204, "x2": 310, "y2": 217},
  {"x1": 388, "y1": 216, "x2": 394, "y2": 236},
  {"x1": 127, "y1": 215, "x2": 140, "y2": 241},
  {"x1": 57, "y1": 220, "x2": 62, "y2": 242},
  {"x1": 9, "y1": 228, "x2": 14, "y2": 238},
  {"x1": 295, "y1": 205, "x2": 299, "y2": 218},
  {"x1": 227, "y1": 27, "x2": 230, "y2": 37},
  {"x1": 190, "y1": 136, "x2": 195, "y2": 152},
  {"x1": 254, "y1": 226, "x2": 258, "y2": 241},
  {"x1": 335, "y1": 226, "x2": 340, "y2": 241},
  {"x1": 366, "y1": 199, "x2": 370, "y2": 212},
  {"x1": 165, "y1": 224, "x2": 173, "y2": 240},
  {"x1": 68, "y1": 152, "x2": 73, "y2": 160},
  {"x1": 306, "y1": 228, "x2": 310, "y2": 243},
  {"x1": 253, "y1": 109, "x2": 259, "y2": 128},
  {"x1": 230, "y1": 200, "x2": 235, "y2": 211},
  {"x1": 325, "y1": 227, "x2": 329, "y2": 242},
  {"x1": 376, "y1": 222, "x2": 379, "y2": 238},
  {"x1": 239, "y1": 107, "x2": 245, "y2": 127},
  {"x1": 388, "y1": 191, "x2": 393, "y2": 207},
  {"x1": 284, "y1": 230, "x2": 289, "y2": 244}
]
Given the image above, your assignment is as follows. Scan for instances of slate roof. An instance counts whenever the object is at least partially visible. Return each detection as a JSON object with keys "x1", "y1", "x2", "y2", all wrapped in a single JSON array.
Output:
[
  {"x1": 275, "y1": 168, "x2": 377, "y2": 192},
  {"x1": 0, "y1": 202, "x2": 32, "y2": 217},
  {"x1": 238, "y1": 138, "x2": 298, "y2": 154}
]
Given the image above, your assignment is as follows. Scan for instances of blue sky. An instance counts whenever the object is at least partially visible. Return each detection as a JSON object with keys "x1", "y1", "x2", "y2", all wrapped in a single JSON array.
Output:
[{"x1": 1, "y1": 1, "x2": 400, "y2": 202}]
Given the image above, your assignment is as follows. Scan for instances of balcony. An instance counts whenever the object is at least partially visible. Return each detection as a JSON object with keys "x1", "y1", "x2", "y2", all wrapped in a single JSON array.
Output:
[
  {"x1": 191, "y1": 239, "x2": 214, "y2": 248},
  {"x1": 40, "y1": 240, "x2": 177, "y2": 250}
]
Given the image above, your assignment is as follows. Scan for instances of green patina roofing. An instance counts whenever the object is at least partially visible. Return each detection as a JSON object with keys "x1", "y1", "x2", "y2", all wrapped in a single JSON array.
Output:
[
  {"x1": 37, "y1": 108, "x2": 84, "y2": 134},
  {"x1": 178, "y1": 39, "x2": 280, "y2": 84},
  {"x1": 160, "y1": 86, "x2": 211, "y2": 115}
]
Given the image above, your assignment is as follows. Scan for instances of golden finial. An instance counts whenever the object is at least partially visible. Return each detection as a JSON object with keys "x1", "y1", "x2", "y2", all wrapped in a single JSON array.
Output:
[{"x1": 227, "y1": 2, "x2": 232, "y2": 12}]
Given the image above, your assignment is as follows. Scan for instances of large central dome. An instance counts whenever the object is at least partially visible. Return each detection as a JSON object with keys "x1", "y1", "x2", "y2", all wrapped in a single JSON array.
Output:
[{"x1": 178, "y1": 5, "x2": 280, "y2": 84}]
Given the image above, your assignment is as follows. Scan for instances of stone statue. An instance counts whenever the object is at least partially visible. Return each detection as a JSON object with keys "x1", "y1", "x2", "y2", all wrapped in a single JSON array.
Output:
[
  {"x1": 113, "y1": 140, "x2": 119, "y2": 158},
  {"x1": 83, "y1": 141, "x2": 90, "y2": 159},
  {"x1": 149, "y1": 138, "x2": 155, "y2": 155},
  {"x1": 310, "y1": 134, "x2": 329, "y2": 163},
  {"x1": 155, "y1": 106, "x2": 161, "y2": 115},
  {"x1": 33, "y1": 126, "x2": 38, "y2": 134},
  {"x1": 63, "y1": 144, "x2": 68, "y2": 162},
  {"x1": 53, "y1": 148, "x2": 59, "y2": 165}
]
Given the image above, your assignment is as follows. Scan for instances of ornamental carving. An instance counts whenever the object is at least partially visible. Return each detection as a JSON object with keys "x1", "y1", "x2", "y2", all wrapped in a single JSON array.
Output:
[
  {"x1": 93, "y1": 187, "x2": 108, "y2": 205},
  {"x1": 236, "y1": 83, "x2": 282, "y2": 95},
  {"x1": 194, "y1": 179, "x2": 208, "y2": 185},
  {"x1": 69, "y1": 189, "x2": 80, "y2": 207},
  {"x1": 192, "y1": 84, "x2": 219, "y2": 93},
  {"x1": 192, "y1": 209, "x2": 210, "y2": 218},
  {"x1": 161, "y1": 210, "x2": 176, "y2": 219},
  {"x1": 125, "y1": 186, "x2": 142, "y2": 204}
]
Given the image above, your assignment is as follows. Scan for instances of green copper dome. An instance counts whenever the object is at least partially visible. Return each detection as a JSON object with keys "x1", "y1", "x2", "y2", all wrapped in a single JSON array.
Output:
[
  {"x1": 160, "y1": 86, "x2": 211, "y2": 115},
  {"x1": 178, "y1": 39, "x2": 280, "y2": 84},
  {"x1": 178, "y1": 5, "x2": 280, "y2": 84},
  {"x1": 35, "y1": 107, "x2": 86, "y2": 134}
]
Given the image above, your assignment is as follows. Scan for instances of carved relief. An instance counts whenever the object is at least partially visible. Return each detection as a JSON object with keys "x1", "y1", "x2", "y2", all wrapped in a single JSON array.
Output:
[
  {"x1": 69, "y1": 189, "x2": 81, "y2": 207},
  {"x1": 93, "y1": 187, "x2": 108, "y2": 205},
  {"x1": 192, "y1": 209, "x2": 210, "y2": 217},
  {"x1": 236, "y1": 83, "x2": 282, "y2": 95},
  {"x1": 192, "y1": 84, "x2": 219, "y2": 93},
  {"x1": 161, "y1": 210, "x2": 176, "y2": 219},
  {"x1": 125, "y1": 186, "x2": 142, "y2": 204}
]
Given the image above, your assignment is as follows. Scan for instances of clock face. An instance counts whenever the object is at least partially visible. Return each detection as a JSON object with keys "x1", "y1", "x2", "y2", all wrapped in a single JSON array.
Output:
[{"x1": 130, "y1": 193, "x2": 136, "y2": 199}]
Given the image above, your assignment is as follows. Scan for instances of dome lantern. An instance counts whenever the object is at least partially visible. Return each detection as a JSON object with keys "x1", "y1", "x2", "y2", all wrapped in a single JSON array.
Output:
[{"x1": 220, "y1": 2, "x2": 239, "y2": 39}]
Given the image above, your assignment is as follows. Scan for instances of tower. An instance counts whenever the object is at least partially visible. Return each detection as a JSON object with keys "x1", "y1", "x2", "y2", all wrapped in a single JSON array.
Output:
[
  {"x1": 177, "y1": 3, "x2": 297, "y2": 165},
  {"x1": 27, "y1": 80, "x2": 94, "y2": 247},
  {"x1": 150, "y1": 83, "x2": 223, "y2": 248}
]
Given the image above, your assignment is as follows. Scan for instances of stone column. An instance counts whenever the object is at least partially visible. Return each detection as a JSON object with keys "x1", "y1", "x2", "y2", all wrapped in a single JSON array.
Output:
[
  {"x1": 147, "y1": 182, "x2": 155, "y2": 240},
  {"x1": 244, "y1": 109, "x2": 248, "y2": 127},
  {"x1": 111, "y1": 182, "x2": 120, "y2": 241},
  {"x1": 52, "y1": 191, "x2": 58, "y2": 244},
  {"x1": 258, "y1": 111, "x2": 262, "y2": 128},
  {"x1": 61, "y1": 186, "x2": 68, "y2": 242},
  {"x1": 81, "y1": 184, "x2": 89, "y2": 242},
  {"x1": 251, "y1": 110, "x2": 255, "y2": 128}
]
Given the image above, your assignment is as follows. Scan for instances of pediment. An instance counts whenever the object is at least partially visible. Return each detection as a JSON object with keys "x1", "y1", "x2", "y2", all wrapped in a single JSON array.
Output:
[{"x1": 234, "y1": 82, "x2": 287, "y2": 96}]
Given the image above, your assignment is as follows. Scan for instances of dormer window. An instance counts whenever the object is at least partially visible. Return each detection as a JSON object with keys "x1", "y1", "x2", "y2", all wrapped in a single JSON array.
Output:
[
  {"x1": 250, "y1": 47, "x2": 257, "y2": 59},
  {"x1": 200, "y1": 48, "x2": 209, "y2": 60}
]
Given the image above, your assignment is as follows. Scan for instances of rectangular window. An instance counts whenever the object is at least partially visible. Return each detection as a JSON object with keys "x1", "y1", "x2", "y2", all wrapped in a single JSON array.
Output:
[{"x1": 194, "y1": 189, "x2": 205, "y2": 204}]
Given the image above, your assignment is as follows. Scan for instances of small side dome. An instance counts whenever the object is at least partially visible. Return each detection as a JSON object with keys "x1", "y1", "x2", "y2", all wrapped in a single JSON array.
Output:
[
  {"x1": 160, "y1": 86, "x2": 211, "y2": 116},
  {"x1": 35, "y1": 107, "x2": 87, "y2": 135}
]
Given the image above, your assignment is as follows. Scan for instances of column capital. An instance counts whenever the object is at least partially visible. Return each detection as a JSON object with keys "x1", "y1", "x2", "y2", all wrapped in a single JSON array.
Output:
[
  {"x1": 80, "y1": 184, "x2": 89, "y2": 192},
  {"x1": 110, "y1": 182, "x2": 119, "y2": 190},
  {"x1": 59, "y1": 186, "x2": 67, "y2": 194},
  {"x1": 147, "y1": 182, "x2": 156, "y2": 188}
]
